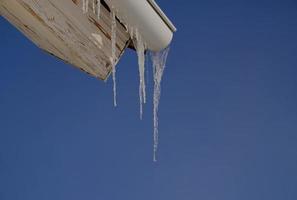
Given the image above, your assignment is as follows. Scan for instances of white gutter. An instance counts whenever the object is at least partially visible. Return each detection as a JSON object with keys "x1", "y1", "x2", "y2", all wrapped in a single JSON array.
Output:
[
  {"x1": 105, "y1": 0, "x2": 176, "y2": 51},
  {"x1": 147, "y1": 0, "x2": 177, "y2": 33}
]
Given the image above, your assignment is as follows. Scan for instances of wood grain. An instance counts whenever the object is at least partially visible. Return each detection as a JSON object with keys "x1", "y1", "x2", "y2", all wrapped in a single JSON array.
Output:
[{"x1": 0, "y1": 0, "x2": 131, "y2": 80}]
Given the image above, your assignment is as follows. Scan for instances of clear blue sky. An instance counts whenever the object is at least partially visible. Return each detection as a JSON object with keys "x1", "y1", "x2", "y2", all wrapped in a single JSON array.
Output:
[{"x1": 1, "y1": 0, "x2": 297, "y2": 199}]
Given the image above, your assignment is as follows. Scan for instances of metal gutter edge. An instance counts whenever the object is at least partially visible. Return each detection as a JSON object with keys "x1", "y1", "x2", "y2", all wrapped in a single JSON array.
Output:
[{"x1": 147, "y1": 0, "x2": 177, "y2": 33}]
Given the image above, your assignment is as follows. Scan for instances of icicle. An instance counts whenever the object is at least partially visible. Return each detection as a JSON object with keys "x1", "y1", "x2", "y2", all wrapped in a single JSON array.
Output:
[
  {"x1": 131, "y1": 28, "x2": 146, "y2": 119},
  {"x1": 97, "y1": 0, "x2": 101, "y2": 19},
  {"x1": 151, "y1": 48, "x2": 170, "y2": 162},
  {"x1": 82, "y1": 0, "x2": 85, "y2": 13},
  {"x1": 86, "y1": 0, "x2": 89, "y2": 13},
  {"x1": 82, "y1": 0, "x2": 89, "y2": 14},
  {"x1": 111, "y1": 9, "x2": 117, "y2": 107},
  {"x1": 92, "y1": 0, "x2": 96, "y2": 14}
]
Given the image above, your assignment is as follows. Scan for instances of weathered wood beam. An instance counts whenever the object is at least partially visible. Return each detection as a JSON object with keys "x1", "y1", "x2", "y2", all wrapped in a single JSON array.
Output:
[{"x1": 0, "y1": 0, "x2": 130, "y2": 80}]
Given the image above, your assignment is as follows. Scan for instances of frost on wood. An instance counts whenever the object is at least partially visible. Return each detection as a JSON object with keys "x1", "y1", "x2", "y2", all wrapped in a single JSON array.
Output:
[
  {"x1": 111, "y1": 9, "x2": 117, "y2": 107},
  {"x1": 131, "y1": 28, "x2": 147, "y2": 119},
  {"x1": 151, "y1": 48, "x2": 170, "y2": 162}
]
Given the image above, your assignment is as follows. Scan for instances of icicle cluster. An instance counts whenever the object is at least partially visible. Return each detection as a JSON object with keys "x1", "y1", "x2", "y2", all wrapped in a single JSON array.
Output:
[
  {"x1": 109, "y1": 13, "x2": 170, "y2": 161},
  {"x1": 131, "y1": 28, "x2": 170, "y2": 161},
  {"x1": 82, "y1": 0, "x2": 101, "y2": 19},
  {"x1": 82, "y1": 0, "x2": 89, "y2": 13},
  {"x1": 81, "y1": 4, "x2": 170, "y2": 161},
  {"x1": 151, "y1": 48, "x2": 170, "y2": 162}
]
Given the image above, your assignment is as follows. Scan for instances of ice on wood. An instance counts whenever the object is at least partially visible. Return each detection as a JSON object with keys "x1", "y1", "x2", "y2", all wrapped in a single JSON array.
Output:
[
  {"x1": 83, "y1": 0, "x2": 100, "y2": 18},
  {"x1": 97, "y1": 0, "x2": 101, "y2": 19}
]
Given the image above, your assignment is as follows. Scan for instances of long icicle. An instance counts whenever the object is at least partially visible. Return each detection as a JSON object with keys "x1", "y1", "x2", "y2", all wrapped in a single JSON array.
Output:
[
  {"x1": 151, "y1": 48, "x2": 170, "y2": 162},
  {"x1": 111, "y1": 9, "x2": 117, "y2": 107},
  {"x1": 86, "y1": 0, "x2": 89, "y2": 13},
  {"x1": 133, "y1": 29, "x2": 146, "y2": 119},
  {"x1": 82, "y1": 0, "x2": 85, "y2": 13},
  {"x1": 97, "y1": 0, "x2": 101, "y2": 19},
  {"x1": 92, "y1": 0, "x2": 95, "y2": 14}
]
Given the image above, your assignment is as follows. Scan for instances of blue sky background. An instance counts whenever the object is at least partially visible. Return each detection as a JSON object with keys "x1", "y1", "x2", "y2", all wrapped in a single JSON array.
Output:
[{"x1": 1, "y1": 0, "x2": 297, "y2": 199}]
